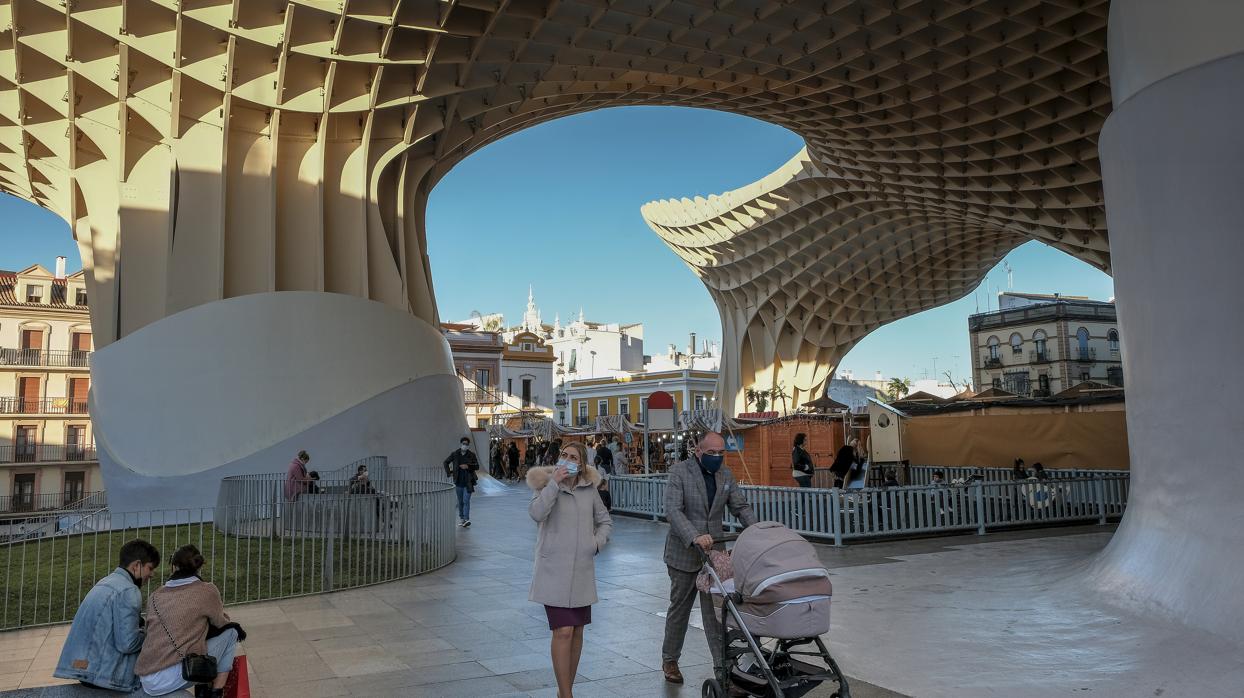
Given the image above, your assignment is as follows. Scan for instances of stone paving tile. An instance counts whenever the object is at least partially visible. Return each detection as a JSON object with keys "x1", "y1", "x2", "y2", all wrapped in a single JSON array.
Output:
[
  {"x1": 316, "y1": 645, "x2": 409, "y2": 678},
  {"x1": 477, "y1": 651, "x2": 558, "y2": 675},
  {"x1": 410, "y1": 674, "x2": 529, "y2": 697}
]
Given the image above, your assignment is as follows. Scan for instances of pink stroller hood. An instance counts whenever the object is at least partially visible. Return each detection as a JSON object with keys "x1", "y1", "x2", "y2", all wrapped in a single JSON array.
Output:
[{"x1": 732, "y1": 521, "x2": 831, "y2": 601}]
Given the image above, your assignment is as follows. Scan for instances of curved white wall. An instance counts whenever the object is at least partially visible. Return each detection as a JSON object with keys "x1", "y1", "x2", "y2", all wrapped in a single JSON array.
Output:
[
  {"x1": 91, "y1": 292, "x2": 456, "y2": 476},
  {"x1": 1108, "y1": 0, "x2": 1244, "y2": 106},
  {"x1": 1093, "y1": 27, "x2": 1244, "y2": 640}
]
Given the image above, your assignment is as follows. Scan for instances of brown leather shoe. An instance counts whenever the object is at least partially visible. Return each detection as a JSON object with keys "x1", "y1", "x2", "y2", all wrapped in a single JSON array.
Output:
[{"x1": 662, "y1": 660, "x2": 683, "y2": 684}]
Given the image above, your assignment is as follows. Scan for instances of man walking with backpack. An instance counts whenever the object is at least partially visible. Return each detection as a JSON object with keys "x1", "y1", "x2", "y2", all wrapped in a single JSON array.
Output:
[{"x1": 444, "y1": 436, "x2": 480, "y2": 527}]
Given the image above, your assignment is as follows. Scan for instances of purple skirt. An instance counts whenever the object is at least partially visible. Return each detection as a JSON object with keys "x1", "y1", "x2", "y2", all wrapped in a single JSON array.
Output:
[{"x1": 544, "y1": 604, "x2": 592, "y2": 629}]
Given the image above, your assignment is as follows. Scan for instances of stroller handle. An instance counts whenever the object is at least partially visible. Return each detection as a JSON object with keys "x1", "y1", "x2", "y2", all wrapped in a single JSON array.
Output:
[{"x1": 694, "y1": 532, "x2": 740, "y2": 565}]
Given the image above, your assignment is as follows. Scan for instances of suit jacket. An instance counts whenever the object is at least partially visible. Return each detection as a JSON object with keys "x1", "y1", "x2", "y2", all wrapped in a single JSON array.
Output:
[{"x1": 663, "y1": 458, "x2": 757, "y2": 572}]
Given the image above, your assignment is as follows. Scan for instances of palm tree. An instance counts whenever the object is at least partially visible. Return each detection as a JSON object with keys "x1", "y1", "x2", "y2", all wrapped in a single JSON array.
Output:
[
  {"x1": 745, "y1": 387, "x2": 769, "y2": 412},
  {"x1": 886, "y1": 377, "x2": 913, "y2": 401},
  {"x1": 772, "y1": 382, "x2": 791, "y2": 415}
]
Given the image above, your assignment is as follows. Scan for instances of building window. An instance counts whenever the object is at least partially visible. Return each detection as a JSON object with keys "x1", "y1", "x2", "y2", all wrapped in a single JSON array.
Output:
[
  {"x1": 475, "y1": 368, "x2": 490, "y2": 387},
  {"x1": 694, "y1": 395, "x2": 706, "y2": 410},
  {"x1": 1107, "y1": 329, "x2": 1120, "y2": 353},
  {"x1": 1003, "y1": 371, "x2": 1030, "y2": 396},
  {"x1": 987, "y1": 336, "x2": 1000, "y2": 361},
  {"x1": 640, "y1": 397, "x2": 649, "y2": 422},
  {"x1": 507, "y1": 378, "x2": 513, "y2": 396},
  {"x1": 75, "y1": 290, "x2": 88, "y2": 306},
  {"x1": 1010, "y1": 333, "x2": 1023, "y2": 355},
  {"x1": 63, "y1": 471, "x2": 86, "y2": 505},
  {"x1": 598, "y1": 399, "x2": 609, "y2": 417},
  {"x1": 1107, "y1": 366, "x2": 1124, "y2": 387},
  {"x1": 619, "y1": 399, "x2": 630, "y2": 418},
  {"x1": 15, "y1": 425, "x2": 37, "y2": 462},
  {"x1": 1076, "y1": 327, "x2": 1090, "y2": 352},
  {"x1": 569, "y1": 349, "x2": 578, "y2": 372},
  {"x1": 577, "y1": 401, "x2": 588, "y2": 423},
  {"x1": 13, "y1": 473, "x2": 35, "y2": 511},
  {"x1": 559, "y1": 410, "x2": 565, "y2": 423},
  {"x1": 1033, "y1": 330, "x2": 1048, "y2": 360},
  {"x1": 521, "y1": 378, "x2": 533, "y2": 407},
  {"x1": 1080, "y1": 371, "x2": 1090, "y2": 382},
  {"x1": 522, "y1": 342, "x2": 534, "y2": 352},
  {"x1": 67, "y1": 425, "x2": 87, "y2": 460},
  {"x1": 1038, "y1": 374, "x2": 1050, "y2": 394},
  {"x1": 992, "y1": 377, "x2": 1001, "y2": 389},
  {"x1": 25, "y1": 285, "x2": 43, "y2": 303},
  {"x1": 477, "y1": 418, "x2": 490, "y2": 428}
]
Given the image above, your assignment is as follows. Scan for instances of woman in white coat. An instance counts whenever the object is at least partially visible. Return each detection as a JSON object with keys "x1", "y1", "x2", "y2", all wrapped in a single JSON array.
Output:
[{"x1": 526, "y1": 441, "x2": 612, "y2": 698}]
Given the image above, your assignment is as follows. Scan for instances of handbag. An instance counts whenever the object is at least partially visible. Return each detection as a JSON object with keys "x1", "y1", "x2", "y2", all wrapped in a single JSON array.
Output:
[{"x1": 150, "y1": 593, "x2": 218, "y2": 684}]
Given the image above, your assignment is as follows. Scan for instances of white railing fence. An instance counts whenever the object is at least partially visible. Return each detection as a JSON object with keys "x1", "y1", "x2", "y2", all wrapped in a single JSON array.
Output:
[
  {"x1": 0, "y1": 467, "x2": 456, "y2": 633},
  {"x1": 610, "y1": 473, "x2": 1129, "y2": 546}
]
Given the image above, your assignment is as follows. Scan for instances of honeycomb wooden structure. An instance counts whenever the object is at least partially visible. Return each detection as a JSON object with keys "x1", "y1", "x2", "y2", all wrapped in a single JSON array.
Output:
[{"x1": 0, "y1": 0, "x2": 1111, "y2": 408}]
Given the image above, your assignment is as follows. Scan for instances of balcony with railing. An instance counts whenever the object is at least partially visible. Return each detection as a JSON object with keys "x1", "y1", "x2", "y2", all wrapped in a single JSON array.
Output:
[
  {"x1": 0, "y1": 397, "x2": 90, "y2": 414},
  {"x1": 463, "y1": 389, "x2": 501, "y2": 404},
  {"x1": 0, "y1": 444, "x2": 97, "y2": 464},
  {"x1": 1075, "y1": 348, "x2": 1097, "y2": 363},
  {"x1": 982, "y1": 356, "x2": 1002, "y2": 369},
  {"x1": 1029, "y1": 350, "x2": 1052, "y2": 364},
  {"x1": 0, "y1": 490, "x2": 103, "y2": 515},
  {"x1": 0, "y1": 348, "x2": 91, "y2": 368},
  {"x1": 1032, "y1": 388, "x2": 1052, "y2": 398}
]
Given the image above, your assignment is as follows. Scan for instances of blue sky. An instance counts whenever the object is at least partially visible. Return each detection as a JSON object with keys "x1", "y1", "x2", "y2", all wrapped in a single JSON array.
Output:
[{"x1": 0, "y1": 106, "x2": 1112, "y2": 384}]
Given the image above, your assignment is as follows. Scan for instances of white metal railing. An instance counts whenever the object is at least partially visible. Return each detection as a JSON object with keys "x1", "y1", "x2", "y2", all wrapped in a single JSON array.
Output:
[
  {"x1": 609, "y1": 473, "x2": 1129, "y2": 546},
  {"x1": 906, "y1": 465, "x2": 1126, "y2": 486},
  {"x1": 0, "y1": 466, "x2": 456, "y2": 632}
]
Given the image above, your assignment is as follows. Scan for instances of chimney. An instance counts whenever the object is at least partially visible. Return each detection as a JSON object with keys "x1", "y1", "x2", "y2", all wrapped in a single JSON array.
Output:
[
  {"x1": 689, "y1": 332, "x2": 697, "y2": 356},
  {"x1": 55, "y1": 256, "x2": 66, "y2": 280}
]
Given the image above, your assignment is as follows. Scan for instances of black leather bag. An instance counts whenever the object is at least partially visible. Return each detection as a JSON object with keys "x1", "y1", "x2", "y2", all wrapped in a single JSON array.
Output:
[{"x1": 151, "y1": 594, "x2": 218, "y2": 684}]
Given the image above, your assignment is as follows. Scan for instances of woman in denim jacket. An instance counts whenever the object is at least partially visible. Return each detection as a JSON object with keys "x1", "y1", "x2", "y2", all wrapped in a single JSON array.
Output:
[{"x1": 55, "y1": 540, "x2": 161, "y2": 691}]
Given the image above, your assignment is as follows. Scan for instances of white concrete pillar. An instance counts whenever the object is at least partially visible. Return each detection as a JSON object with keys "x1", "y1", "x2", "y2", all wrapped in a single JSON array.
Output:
[
  {"x1": 91, "y1": 292, "x2": 468, "y2": 512},
  {"x1": 1089, "y1": 0, "x2": 1244, "y2": 642}
]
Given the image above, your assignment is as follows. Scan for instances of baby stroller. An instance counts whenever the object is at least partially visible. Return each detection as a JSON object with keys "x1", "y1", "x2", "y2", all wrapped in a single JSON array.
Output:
[{"x1": 697, "y1": 522, "x2": 850, "y2": 698}]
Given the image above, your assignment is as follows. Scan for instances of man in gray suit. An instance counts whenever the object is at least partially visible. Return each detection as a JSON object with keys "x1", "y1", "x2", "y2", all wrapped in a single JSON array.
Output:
[{"x1": 661, "y1": 431, "x2": 757, "y2": 683}]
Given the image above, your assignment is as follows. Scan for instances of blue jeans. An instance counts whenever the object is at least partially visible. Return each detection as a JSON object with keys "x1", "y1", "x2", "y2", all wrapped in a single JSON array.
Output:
[{"x1": 456, "y1": 485, "x2": 471, "y2": 520}]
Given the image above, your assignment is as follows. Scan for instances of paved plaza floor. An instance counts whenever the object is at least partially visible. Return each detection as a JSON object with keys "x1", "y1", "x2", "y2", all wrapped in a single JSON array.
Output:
[{"x1": 2, "y1": 477, "x2": 1241, "y2": 697}]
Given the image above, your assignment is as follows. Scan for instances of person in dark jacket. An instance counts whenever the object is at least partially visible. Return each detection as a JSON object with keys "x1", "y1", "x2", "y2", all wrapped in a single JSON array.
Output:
[
  {"x1": 791, "y1": 432, "x2": 815, "y2": 487},
  {"x1": 829, "y1": 438, "x2": 860, "y2": 488},
  {"x1": 507, "y1": 442, "x2": 521, "y2": 480},
  {"x1": 490, "y1": 442, "x2": 504, "y2": 479},
  {"x1": 444, "y1": 436, "x2": 480, "y2": 527},
  {"x1": 1012, "y1": 458, "x2": 1029, "y2": 481}
]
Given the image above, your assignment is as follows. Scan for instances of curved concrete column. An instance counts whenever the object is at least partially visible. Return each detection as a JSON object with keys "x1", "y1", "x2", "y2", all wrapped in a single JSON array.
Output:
[
  {"x1": 1091, "y1": 2, "x2": 1244, "y2": 641},
  {"x1": 91, "y1": 292, "x2": 467, "y2": 511}
]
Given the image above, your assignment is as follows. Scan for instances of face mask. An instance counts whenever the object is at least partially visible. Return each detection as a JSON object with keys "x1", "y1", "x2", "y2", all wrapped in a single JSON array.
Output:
[
  {"x1": 460, "y1": 443, "x2": 469, "y2": 451},
  {"x1": 700, "y1": 454, "x2": 724, "y2": 473},
  {"x1": 558, "y1": 458, "x2": 579, "y2": 475}
]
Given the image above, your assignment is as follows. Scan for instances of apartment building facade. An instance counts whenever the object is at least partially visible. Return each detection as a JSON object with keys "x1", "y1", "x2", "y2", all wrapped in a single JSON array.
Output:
[
  {"x1": 0, "y1": 261, "x2": 99, "y2": 513},
  {"x1": 969, "y1": 292, "x2": 1123, "y2": 397}
]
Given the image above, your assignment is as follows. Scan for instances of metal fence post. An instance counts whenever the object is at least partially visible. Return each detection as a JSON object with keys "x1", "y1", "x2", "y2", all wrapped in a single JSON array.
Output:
[
  {"x1": 830, "y1": 490, "x2": 842, "y2": 547},
  {"x1": 1095, "y1": 477, "x2": 1107, "y2": 525},
  {"x1": 322, "y1": 508, "x2": 336, "y2": 591},
  {"x1": 974, "y1": 482, "x2": 986, "y2": 535}
]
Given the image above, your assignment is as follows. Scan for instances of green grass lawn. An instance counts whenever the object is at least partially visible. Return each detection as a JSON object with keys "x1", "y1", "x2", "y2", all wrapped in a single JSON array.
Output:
[{"x1": 0, "y1": 521, "x2": 440, "y2": 631}]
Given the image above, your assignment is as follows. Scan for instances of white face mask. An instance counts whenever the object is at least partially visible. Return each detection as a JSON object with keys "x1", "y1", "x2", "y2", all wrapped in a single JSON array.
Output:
[
  {"x1": 460, "y1": 444, "x2": 469, "y2": 451},
  {"x1": 558, "y1": 458, "x2": 579, "y2": 475}
]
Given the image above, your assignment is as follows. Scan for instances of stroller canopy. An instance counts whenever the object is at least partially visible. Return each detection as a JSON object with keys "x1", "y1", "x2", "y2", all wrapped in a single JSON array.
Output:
[{"x1": 732, "y1": 521, "x2": 830, "y2": 600}]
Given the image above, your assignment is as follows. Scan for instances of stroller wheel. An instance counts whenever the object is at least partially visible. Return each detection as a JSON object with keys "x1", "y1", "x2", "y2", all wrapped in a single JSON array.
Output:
[{"x1": 702, "y1": 678, "x2": 724, "y2": 698}]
